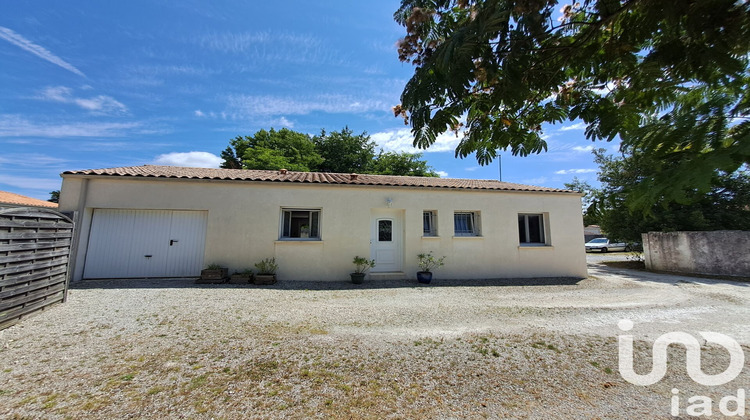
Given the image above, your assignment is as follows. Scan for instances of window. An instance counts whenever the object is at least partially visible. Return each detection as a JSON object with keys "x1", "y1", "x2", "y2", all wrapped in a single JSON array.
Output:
[
  {"x1": 378, "y1": 219, "x2": 392, "y2": 242},
  {"x1": 454, "y1": 211, "x2": 480, "y2": 236},
  {"x1": 518, "y1": 213, "x2": 545, "y2": 244},
  {"x1": 281, "y1": 209, "x2": 320, "y2": 240},
  {"x1": 423, "y1": 211, "x2": 437, "y2": 237}
]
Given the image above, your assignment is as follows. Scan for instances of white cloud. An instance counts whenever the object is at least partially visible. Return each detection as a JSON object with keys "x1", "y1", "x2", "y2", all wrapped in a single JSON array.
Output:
[
  {"x1": 0, "y1": 26, "x2": 85, "y2": 77},
  {"x1": 465, "y1": 166, "x2": 480, "y2": 172},
  {"x1": 521, "y1": 176, "x2": 549, "y2": 186},
  {"x1": 370, "y1": 128, "x2": 461, "y2": 154},
  {"x1": 435, "y1": 170, "x2": 448, "y2": 178},
  {"x1": 559, "y1": 122, "x2": 587, "y2": 131},
  {"x1": 226, "y1": 94, "x2": 387, "y2": 117},
  {"x1": 572, "y1": 145, "x2": 594, "y2": 152},
  {"x1": 196, "y1": 31, "x2": 346, "y2": 67},
  {"x1": 0, "y1": 114, "x2": 140, "y2": 138},
  {"x1": 274, "y1": 116, "x2": 294, "y2": 128},
  {"x1": 194, "y1": 110, "x2": 205, "y2": 117},
  {"x1": 153, "y1": 151, "x2": 222, "y2": 168},
  {"x1": 0, "y1": 153, "x2": 67, "y2": 168},
  {"x1": 39, "y1": 86, "x2": 127, "y2": 115},
  {"x1": 554, "y1": 169, "x2": 597, "y2": 175},
  {"x1": 0, "y1": 174, "x2": 61, "y2": 190}
]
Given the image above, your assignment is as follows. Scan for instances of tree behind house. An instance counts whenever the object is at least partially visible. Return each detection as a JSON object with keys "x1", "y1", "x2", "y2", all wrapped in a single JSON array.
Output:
[
  {"x1": 585, "y1": 149, "x2": 750, "y2": 242},
  {"x1": 220, "y1": 127, "x2": 439, "y2": 177}
]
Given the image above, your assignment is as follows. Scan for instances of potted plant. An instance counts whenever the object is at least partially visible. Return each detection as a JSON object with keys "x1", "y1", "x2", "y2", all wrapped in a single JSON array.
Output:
[
  {"x1": 351, "y1": 256, "x2": 375, "y2": 284},
  {"x1": 230, "y1": 268, "x2": 253, "y2": 284},
  {"x1": 198, "y1": 263, "x2": 228, "y2": 284},
  {"x1": 300, "y1": 225, "x2": 310, "y2": 238},
  {"x1": 416, "y1": 252, "x2": 446, "y2": 284},
  {"x1": 254, "y1": 257, "x2": 278, "y2": 285}
]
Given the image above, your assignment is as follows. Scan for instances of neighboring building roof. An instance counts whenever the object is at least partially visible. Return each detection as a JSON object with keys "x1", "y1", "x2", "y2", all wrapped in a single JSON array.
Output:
[
  {"x1": 0, "y1": 191, "x2": 58, "y2": 208},
  {"x1": 583, "y1": 225, "x2": 602, "y2": 235},
  {"x1": 62, "y1": 165, "x2": 575, "y2": 193}
]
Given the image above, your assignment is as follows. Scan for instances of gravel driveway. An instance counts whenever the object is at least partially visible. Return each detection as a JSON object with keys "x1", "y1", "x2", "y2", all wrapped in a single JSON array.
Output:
[{"x1": 1, "y1": 256, "x2": 748, "y2": 419}]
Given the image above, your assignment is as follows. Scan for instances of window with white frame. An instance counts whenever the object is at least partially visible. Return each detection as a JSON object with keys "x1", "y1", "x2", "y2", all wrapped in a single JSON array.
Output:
[
  {"x1": 454, "y1": 211, "x2": 480, "y2": 236},
  {"x1": 281, "y1": 209, "x2": 320, "y2": 240},
  {"x1": 423, "y1": 210, "x2": 437, "y2": 237},
  {"x1": 518, "y1": 213, "x2": 545, "y2": 244}
]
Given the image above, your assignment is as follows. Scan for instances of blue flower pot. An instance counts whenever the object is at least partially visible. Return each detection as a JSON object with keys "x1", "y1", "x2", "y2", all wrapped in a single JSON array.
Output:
[{"x1": 417, "y1": 271, "x2": 432, "y2": 284}]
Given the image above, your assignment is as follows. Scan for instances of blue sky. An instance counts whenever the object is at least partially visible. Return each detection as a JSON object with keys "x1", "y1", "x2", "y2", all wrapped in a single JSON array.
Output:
[{"x1": 0, "y1": 1, "x2": 614, "y2": 200}]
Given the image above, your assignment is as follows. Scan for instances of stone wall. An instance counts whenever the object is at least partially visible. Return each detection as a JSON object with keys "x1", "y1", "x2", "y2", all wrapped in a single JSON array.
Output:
[{"x1": 642, "y1": 231, "x2": 750, "y2": 278}]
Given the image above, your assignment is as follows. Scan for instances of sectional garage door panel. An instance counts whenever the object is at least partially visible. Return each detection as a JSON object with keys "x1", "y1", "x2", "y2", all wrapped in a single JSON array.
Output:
[{"x1": 83, "y1": 209, "x2": 207, "y2": 279}]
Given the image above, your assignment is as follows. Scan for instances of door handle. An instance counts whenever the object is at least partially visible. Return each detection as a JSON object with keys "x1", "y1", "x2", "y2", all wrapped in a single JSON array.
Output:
[{"x1": 170, "y1": 239, "x2": 178, "y2": 246}]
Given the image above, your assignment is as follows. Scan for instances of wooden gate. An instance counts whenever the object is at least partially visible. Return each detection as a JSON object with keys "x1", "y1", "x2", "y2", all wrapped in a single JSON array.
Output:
[{"x1": 0, "y1": 207, "x2": 73, "y2": 330}]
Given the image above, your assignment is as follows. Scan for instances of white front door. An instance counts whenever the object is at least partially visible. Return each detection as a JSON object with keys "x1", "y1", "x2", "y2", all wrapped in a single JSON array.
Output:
[
  {"x1": 83, "y1": 209, "x2": 207, "y2": 279},
  {"x1": 370, "y1": 209, "x2": 402, "y2": 272}
]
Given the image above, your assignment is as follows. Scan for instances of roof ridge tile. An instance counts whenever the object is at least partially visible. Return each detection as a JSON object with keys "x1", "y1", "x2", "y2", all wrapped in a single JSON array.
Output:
[{"x1": 61, "y1": 165, "x2": 574, "y2": 193}]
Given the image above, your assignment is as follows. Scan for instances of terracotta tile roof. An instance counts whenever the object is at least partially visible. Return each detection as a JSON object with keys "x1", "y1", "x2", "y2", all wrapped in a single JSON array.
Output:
[
  {"x1": 0, "y1": 191, "x2": 58, "y2": 208},
  {"x1": 62, "y1": 165, "x2": 574, "y2": 193}
]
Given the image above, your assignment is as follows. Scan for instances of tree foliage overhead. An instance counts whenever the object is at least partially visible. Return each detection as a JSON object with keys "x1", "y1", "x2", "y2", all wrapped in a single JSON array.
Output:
[
  {"x1": 220, "y1": 127, "x2": 439, "y2": 177},
  {"x1": 579, "y1": 148, "x2": 750, "y2": 242},
  {"x1": 394, "y1": 0, "x2": 750, "y2": 209}
]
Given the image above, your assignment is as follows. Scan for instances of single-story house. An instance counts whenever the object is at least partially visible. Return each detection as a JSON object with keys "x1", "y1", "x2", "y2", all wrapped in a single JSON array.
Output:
[
  {"x1": 0, "y1": 190, "x2": 58, "y2": 210},
  {"x1": 58, "y1": 165, "x2": 587, "y2": 281},
  {"x1": 584, "y1": 225, "x2": 605, "y2": 243}
]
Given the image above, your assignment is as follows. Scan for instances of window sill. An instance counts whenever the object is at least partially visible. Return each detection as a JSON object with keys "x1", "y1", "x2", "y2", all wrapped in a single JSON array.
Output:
[
  {"x1": 518, "y1": 244, "x2": 553, "y2": 249},
  {"x1": 452, "y1": 235, "x2": 483, "y2": 239},
  {"x1": 275, "y1": 239, "x2": 324, "y2": 244},
  {"x1": 421, "y1": 235, "x2": 440, "y2": 239}
]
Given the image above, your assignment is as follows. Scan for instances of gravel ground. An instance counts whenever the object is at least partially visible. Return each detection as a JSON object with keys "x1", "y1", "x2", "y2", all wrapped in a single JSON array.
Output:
[{"x1": 1, "y1": 255, "x2": 748, "y2": 419}]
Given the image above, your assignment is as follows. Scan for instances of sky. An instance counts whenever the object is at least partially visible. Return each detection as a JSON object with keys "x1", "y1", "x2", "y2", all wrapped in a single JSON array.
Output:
[{"x1": 0, "y1": 0, "x2": 617, "y2": 201}]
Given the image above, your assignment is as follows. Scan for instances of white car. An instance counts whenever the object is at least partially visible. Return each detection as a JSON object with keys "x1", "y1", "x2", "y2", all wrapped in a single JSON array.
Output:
[{"x1": 585, "y1": 238, "x2": 631, "y2": 253}]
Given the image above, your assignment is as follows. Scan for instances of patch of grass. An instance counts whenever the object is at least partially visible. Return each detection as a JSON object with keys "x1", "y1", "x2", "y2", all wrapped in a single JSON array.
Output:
[
  {"x1": 17, "y1": 395, "x2": 37, "y2": 406},
  {"x1": 188, "y1": 374, "x2": 208, "y2": 390},
  {"x1": 120, "y1": 374, "x2": 135, "y2": 381},
  {"x1": 604, "y1": 367, "x2": 613, "y2": 374},
  {"x1": 42, "y1": 393, "x2": 59, "y2": 409},
  {"x1": 147, "y1": 386, "x2": 165, "y2": 395},
  {"x1": 78, "y1": 396, "x2": 112, "y2": 411},
  {"x1": 531, "y1": 341, "x2": 560, "y2": 353},
  {"x1": 472, "y1": 346, "x2": 488, "y2": 356},
  {"x1": 336, "y1": 383, "x2": 352, "y2": 392}
]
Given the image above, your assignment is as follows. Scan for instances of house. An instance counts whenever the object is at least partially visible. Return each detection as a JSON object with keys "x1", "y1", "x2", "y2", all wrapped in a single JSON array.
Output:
[
  {"x1": 584, "y1": 225, "x2": 605, "y2": 243},
  {"x1": 58, "y1": 165, "x2": 587, "y2": 281},
  {"x1": 0, "y1": 190, "x2": 58, "y2": 210}
]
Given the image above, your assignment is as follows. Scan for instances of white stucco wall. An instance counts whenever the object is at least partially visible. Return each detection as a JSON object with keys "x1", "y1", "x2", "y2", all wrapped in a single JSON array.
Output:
[
  {"x1": 643, "y1": 231, "x2": 750, "y2": 277},
  {"x1": 59, "y1": 175, "x2": 587, "y2": 281}
]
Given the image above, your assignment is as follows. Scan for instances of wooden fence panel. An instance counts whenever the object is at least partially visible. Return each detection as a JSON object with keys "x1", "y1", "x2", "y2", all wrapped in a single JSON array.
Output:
[{"x1": 0, "y1": 207, "x2": 73, "y2": 330}]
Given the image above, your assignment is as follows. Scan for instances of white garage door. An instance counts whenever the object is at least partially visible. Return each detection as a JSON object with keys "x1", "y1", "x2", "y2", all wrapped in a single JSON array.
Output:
[{"x1": 83, "y1": 209, "x2": 207, "y2": 279}]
